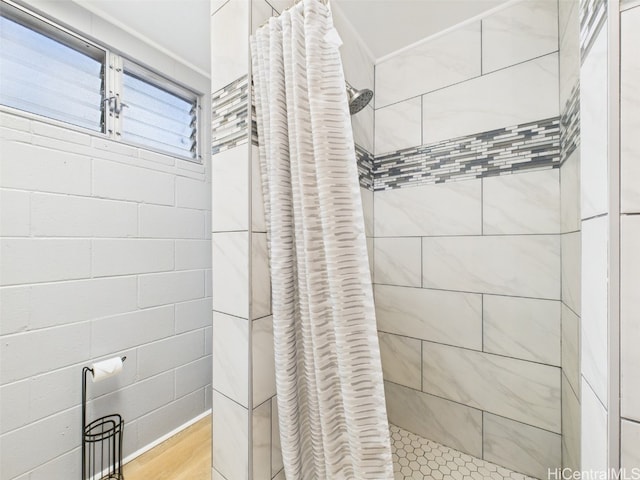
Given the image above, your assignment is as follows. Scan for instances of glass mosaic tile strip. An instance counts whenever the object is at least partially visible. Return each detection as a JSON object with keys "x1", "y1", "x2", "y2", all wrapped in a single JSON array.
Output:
[
  {"x1": 356, "y1": 143, "x2": 374, "y2": 190},
  {"x1": 211, "y1": 75, "x2": 250, "y2": 155},
  {"x1": 561, "y1": 82, "x2": 580, "y2": 164},
  {"x1": 579, "y1": 0, "x2": 607, "y2": 62},
  {"x1": 374, "y1": 117, "x2": 560, "y2": 191}
]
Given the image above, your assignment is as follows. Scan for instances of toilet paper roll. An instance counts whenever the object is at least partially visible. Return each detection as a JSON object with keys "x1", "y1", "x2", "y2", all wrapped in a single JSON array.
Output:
[{"x1": 91, "y1": 357, "x2": 123, "y2": 383}]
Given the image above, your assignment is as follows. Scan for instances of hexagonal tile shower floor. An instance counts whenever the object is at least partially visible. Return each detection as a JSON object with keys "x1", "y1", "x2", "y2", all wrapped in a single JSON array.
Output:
[{"x1": 390, "y1": 424, "x2": 538, "y2": 480}]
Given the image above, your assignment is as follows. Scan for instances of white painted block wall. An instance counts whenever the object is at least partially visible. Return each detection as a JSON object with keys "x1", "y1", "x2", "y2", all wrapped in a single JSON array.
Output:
[{"x1": 0, "y1": 110, "x2": 212, "y2": 479}]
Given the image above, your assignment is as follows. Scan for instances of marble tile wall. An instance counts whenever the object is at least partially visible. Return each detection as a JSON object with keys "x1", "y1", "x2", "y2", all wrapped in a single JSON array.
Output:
[
  {"x1": 373, "y1": 126, "x2": 564, "y2": 477},
  {"x1": 373, "y1": 1, "x2": 560, "y2": 189},
  {"x1": 210, "y1": 1, "x2": 252, "y2": 475},
  {"x1": 483, "y1": 413, "x2": 561, "y2": 479},
  {"x1": 562, "y1": 374, "x2": 581, "y2": 470},
  {"x1": 481, "y1": 0, "x2": 558, "y2": 74},
  {"x1": 421, "y1": 53, "x2": 559, "y2": 146},
  {"x1": 375, "y1": 23, "x2": 480, "y2": 109},
  {"x1": 373, "y1": 1, "x2": 563, "y2": 477},
  {"x1": 579, "y1": 25, "x2": 608, "y2": 220},
  {"x1": 577, "y1": 0, "x2": 609, "y2": 471},
  {"x1": 620, "y1": 3, "x2": 640, "y2": 466},
  {"x1": 210, "y1": 2, "x2": 281, "y2": 479},
  {"x1": 621, "y1": 6, "x2": 640, "y2": 215},
  {"x1": 559, "y1": 0, "x2": 581, "y2": 470}
]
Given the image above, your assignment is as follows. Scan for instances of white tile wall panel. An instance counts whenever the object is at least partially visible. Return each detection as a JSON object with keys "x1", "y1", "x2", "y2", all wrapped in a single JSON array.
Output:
[
  {"x1": 483, "y1": 168, "x2": 560, "y2": 235},
  {"x1": 375, "y1": 285, "x2": 482, "y2": 350},
  {"x1": 385, "y1": 381, "x2": 483, "y2": 458},
  {"x1": 374, "y1": 237, "x2": 422, "y2": 287},
  {"x1": 483, "y1": 413, "x2": 561, "y2": 479},
  {"x1": 484, "y1": 295, "x2": 561, "y2": 366},
  {"x1": 375, "y1": 97, "x2": 422, "y2": 155},
  {"x1": 422, "y1": 235, "x2": 561, "y2": 299},
  {"x1": 422, "y1": 54, "x2": 559, "y2": 145},
  {"x1": 375, "y1": 23, "x2": 481, "y2": 108},
  {"x1": 482, "y1": 0, "x2": 558, "y2": 74},
  {"x1": 374, "y1": 180, "x2": 481, "y2": 237},
  {"x1": 422, "y1": 342, "x2": 561, "y2": 432},
  {"x1": 580, "y1": 216, "x2": 608, "y2": 406}
]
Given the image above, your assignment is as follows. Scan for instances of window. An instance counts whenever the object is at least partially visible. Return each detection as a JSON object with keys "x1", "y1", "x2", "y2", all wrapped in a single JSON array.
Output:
[
  {"x1": 0, "y1": 2, "x2": 105, "y2": 131},
  {"x1": 122, "y1": 62, "x2": 198, "y2": 159},
  {"x1": 0, "y1": 1, "x2": 201, "y2": 162}
]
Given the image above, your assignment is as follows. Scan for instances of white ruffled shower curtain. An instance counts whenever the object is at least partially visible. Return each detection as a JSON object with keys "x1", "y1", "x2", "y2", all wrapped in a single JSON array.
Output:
[{"x1": 251, "y1": 0, "x2": 393, "y2": 478}]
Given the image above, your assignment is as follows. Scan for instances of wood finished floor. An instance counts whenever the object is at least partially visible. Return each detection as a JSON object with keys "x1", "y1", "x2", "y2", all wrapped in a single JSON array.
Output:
[{"x1": 123, "y1": 416, "x2": 211, "y2": 480}]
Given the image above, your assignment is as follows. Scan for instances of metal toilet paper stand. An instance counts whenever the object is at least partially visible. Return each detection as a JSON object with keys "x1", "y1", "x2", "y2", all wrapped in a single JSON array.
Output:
[{"x1": 82, "y1": 357, "x2": 126, "y2": 480}]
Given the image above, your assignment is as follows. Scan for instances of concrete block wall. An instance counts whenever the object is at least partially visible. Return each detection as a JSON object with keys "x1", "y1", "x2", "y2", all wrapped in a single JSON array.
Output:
[{"x1": 0, "y1": 2, "x2": 212, "y2": 478}]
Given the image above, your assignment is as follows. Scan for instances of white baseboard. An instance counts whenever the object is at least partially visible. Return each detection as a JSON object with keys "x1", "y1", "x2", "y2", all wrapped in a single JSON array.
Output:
[{"x1": 123, "y1": 409, "x2": 212, "y2": 466}]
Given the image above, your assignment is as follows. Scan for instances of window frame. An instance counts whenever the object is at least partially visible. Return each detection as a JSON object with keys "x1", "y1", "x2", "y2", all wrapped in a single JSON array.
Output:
[
  {"x1": 0, "y1": 0, "x2": 109, "y2": 136},
  {"x1": 0, "y1": 0, "x2": 203, "y2": 163}
]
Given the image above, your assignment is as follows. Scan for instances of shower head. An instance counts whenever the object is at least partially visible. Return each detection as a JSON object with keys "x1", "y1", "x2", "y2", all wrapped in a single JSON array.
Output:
[{"x1": 346, "y1": 84, "x2": 373, "y2": 115}]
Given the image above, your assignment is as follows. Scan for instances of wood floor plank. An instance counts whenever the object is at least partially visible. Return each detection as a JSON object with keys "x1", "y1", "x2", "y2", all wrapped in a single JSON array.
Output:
[{"x1": 123, "y1": 416, "x2": 211, "y2": 480}]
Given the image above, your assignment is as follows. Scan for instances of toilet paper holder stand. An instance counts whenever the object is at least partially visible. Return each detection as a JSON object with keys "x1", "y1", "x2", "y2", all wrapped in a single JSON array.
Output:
[{"x1": 81, "y1": 356, "x2": 127, "y2": 480}]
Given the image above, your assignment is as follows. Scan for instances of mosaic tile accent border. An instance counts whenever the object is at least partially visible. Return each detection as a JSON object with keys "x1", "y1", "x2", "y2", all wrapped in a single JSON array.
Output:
[
  {"x1": 390, "y1": 424, "x2": 536, "y2": 480},
  {"x1": 374, "y1": 117, "x2": 560, "y2": 191},
  {"x1": 211, "y1": 75, "x2": 250, "y2": 155},
  {"x1": 251, "y1": 82, "x2": 259, "y2": 147},
  {"x1": 579, "y1": 0, "x2": 607, "y2": 62},
  {"x1": 356, "y1": 144, "x2": 374, "y2": 190},
  {"x1": 561, "y1": 82, "x2": 580, "y2": 164}
]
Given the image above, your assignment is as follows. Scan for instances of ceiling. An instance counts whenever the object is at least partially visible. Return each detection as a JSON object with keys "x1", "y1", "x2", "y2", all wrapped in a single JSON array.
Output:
[{"x1": 70, "y1": 0, "x2": 511, "y2": 76}]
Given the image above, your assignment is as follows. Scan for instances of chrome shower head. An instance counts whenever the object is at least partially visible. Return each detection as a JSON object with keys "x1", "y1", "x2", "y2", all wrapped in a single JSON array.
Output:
[{"x1": 347, "y1": 84, "x2": 373, "y2": 115}]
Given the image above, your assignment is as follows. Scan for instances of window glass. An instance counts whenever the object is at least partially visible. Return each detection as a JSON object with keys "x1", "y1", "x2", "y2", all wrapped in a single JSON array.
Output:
[
  {"x1": 122, "y1": 71, "x2": 197, "y2": 159},
  {"x1": 0, "y1": 11, "x2": 104, "y2": 131},
  {"x1": 0, "y1": 2, "x2": 200, "y2": 161}
]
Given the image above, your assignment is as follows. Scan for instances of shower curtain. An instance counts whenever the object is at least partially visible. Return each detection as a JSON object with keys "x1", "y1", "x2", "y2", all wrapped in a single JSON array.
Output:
[{"x1": 251, "y1": 0, "x2": 393, "y2": 478}]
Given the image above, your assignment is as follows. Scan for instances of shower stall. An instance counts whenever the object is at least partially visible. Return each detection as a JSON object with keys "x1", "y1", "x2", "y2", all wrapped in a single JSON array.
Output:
[{"x1": 210, "y1": 0, "x2": 638, "y2": 478}]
